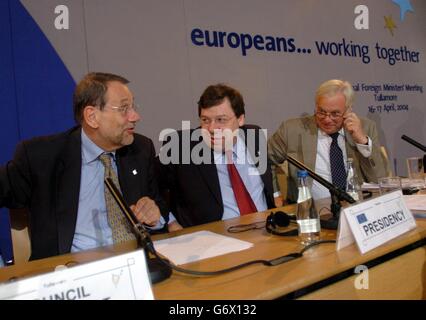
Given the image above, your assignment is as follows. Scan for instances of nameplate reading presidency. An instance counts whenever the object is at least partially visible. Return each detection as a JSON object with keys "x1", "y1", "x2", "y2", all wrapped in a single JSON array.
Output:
[
  {"x1": 0, "y1": 250, "x2": 153, "y2": 300},
  {"x1": 337, "y1": 190, "x2": 416, "y2": 254}
]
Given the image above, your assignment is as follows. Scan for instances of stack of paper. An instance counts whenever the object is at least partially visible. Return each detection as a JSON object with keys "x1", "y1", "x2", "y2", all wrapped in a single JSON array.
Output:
[
  {"x1": 153, "y1": 230, "x2": 253, "y2": 265},
  {"x1": 403, "y1": 194, "x2": 426, "y2": 218}
]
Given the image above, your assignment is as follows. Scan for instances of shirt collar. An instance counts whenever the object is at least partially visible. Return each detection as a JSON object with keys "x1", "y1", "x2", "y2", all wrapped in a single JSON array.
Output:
[
  {"x1": 213, "y1": 131, "x2": 246, "y2": 163},
  {"x1": 318, "y1": 127, "x2": 345, "y2": 138},
  {"x1": 81, "y1": 128, "x2": 116, "y2": 164}
]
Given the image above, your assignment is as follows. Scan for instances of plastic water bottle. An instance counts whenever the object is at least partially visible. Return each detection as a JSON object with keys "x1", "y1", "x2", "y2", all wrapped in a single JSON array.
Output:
[
  {"x1": 346, "y1": 158, "x2": 362, "y2": 202},
  {"x1": 296, "y1": 170, "x2": 320, "y2": 245}
]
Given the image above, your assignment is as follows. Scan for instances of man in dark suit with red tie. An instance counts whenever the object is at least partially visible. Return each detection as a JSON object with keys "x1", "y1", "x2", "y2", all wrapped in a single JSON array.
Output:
[{"x1": 160, "y1": 84, "x2": 275, "y2": 230}]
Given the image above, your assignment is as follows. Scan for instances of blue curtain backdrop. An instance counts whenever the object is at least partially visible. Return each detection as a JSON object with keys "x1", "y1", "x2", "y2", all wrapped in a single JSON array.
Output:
[{"x1": 0, "y1": 0, "x2": 76, "y2": 264}]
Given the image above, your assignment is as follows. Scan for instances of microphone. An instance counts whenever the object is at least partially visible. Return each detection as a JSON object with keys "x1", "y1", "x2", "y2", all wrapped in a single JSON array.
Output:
[
  {"x1": 104, "y1": 177, "x2": 172, "y2": 284},
  {"x1": 284, "y1": 154, "x2": 355, "y2": 230},
  {"x1": 103, "y1": 180, "x2": 315, "y2": 276},
  {"x1": 401, "y1": 135, "x2": 426, "y2": 152},
  {"x1": 285, "y1": 155, "x2": 355, "y2": 204}
]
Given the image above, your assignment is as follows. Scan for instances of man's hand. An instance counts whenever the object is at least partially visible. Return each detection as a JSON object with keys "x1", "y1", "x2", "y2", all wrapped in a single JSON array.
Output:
[
  {"x1": 274, "y1": 195, "x2": 284, "y2": 208},
  {"x1": 168, "y1": 220, "x2": 183, "y2": 232},
  {"x1": 343, "y1": 109, "x2": 368, "y2": 145},
  {"x1": 130, "y1": 197, "x2": 161, "y2": 226}
]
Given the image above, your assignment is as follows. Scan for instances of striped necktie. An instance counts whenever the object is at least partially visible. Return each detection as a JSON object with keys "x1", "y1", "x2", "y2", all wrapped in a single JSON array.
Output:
[{"x1": 99, "y1": 153, "x2": 135, "y2": 243}]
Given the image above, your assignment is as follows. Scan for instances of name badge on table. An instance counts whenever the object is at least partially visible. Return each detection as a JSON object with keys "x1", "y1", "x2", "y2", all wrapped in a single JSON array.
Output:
[
  {"x1": 0, "y1": 250, "x2": 154, "y2": 300},
  {"x1": 337, "y1": 190, "x2": 417, "y2": 254}
]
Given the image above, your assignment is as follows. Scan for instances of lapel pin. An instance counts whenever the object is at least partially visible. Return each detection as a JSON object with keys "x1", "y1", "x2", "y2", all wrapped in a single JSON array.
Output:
[{"x1": 132, "y1": 169, "x2": 138, "y2": 175}]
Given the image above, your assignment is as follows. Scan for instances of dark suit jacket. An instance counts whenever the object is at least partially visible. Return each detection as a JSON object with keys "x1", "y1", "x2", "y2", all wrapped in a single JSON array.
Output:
[
  {"x1": 0, "y1": 126, "x2": 167, "y2": 260},
  {"x1": 160, "y1": 125, "x2": 275, "y2": 227}
]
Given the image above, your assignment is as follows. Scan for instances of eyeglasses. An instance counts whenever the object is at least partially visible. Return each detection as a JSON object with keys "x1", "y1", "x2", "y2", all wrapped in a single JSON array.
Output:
[
  {"x1": 227, "y1": 221, "x2": 266, "y2": 233},
  {"x1": 315, "y1": 109, "x2": 344, "y2": 120},
  {"x1": 200, "y1": 116, "x2": 235, "y2": 126},
  {"x1": 104, "y1": 102, "x2": 140, "y2": 115}
]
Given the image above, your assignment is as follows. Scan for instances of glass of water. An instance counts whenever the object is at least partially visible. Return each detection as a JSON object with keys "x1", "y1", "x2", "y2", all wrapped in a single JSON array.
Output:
[
  {"x1": 406, "y1": 157, "x2": 425, "y2": 189},
  {"x1": 378, "y1": 176, "x2": 402, "y2": 195}
]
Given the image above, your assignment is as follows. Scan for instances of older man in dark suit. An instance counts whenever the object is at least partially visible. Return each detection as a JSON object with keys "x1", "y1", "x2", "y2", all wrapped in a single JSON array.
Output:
[{"x1": 0, "y1": 72, "x2": 167, "y2": 260}]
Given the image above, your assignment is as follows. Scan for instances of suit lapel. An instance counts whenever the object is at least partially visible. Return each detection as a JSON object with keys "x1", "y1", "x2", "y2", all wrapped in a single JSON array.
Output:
[
  {"x1": 301, "y1": 117, "x2": 318, "y2": 170},
  {"x1": 241, "y1": 126, "x2": 274, "y2": 207},
  {"x1": 55, "y1": 127, "x2": 82, "y2": 254},
  {"x1": 242, "y1": 127, "x2": 268, "y2": 188},
  {"x1": 198, "y1": 162, "x2": 222, "y2": 205},
  {"x1": 116, "y1": 146, "x2": 141, "y2": 205},
  {"x1": 241, "y1": 126, "x2": 260, "y2": 168},
  {"x1": 344, "y1": 129, "x2": 358, "y2": 167},
  {"x1": 194, "y1": 139, "x2": 222, "y2": 205}
]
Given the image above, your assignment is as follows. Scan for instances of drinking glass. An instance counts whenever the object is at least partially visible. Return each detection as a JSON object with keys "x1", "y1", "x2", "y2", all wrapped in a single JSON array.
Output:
[
  {"x1": 378, "y1": 176, "x2": 402, "y2": 195},
  {"x1": 406, "y1": 157, "x2": 425, "y2": 189}
]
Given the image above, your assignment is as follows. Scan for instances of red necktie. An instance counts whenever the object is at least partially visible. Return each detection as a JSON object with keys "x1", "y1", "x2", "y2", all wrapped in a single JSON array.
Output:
[{"x1": 227, "y1": 154, "x2": 258, "y2": 215}]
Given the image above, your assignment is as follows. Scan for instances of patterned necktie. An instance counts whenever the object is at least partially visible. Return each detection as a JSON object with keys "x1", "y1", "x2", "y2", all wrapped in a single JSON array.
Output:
[
  {"x1": 329, "y1": 132, "x2": 347, "y2": 191},
  {"x1": 99, "y1": 153, "x2": 135, "y2": 243},
  {"x1": 226, "y1": 152, "x2": 258, "y2": 215}
]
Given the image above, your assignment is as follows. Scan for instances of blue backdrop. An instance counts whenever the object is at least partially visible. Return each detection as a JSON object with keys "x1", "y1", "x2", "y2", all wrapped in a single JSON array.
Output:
[{"x1": 0, "y1": 0, "x2": 75, "y2": 264}]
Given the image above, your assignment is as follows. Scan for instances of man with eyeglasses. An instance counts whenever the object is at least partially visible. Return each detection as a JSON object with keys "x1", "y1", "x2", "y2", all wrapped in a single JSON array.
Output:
[
  {"x1": 0, "y1": 72, "x2": 168, "y2": 261},
  {"x1": 268, "y1": 79, "x2": 388, "y2": 204},
  {"x1": 160, "y1": 84, "x2": 275, "y2": 230}
]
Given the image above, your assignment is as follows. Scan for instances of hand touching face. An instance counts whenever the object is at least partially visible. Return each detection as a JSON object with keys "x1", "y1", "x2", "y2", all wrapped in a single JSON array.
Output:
[{"x1": 343, "y1": 108, "x2": 368, "y2": 145}]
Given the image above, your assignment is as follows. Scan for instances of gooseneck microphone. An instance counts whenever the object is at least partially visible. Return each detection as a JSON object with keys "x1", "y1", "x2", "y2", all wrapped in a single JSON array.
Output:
[
  {"x1": 104, "y1": 177, "x2": 172, "y2": 284},
  {"x1": 104, "y1": 177, "x2": 331, "y2": 277},
  {"x1": 284, "y1": 154, "x2": 355, "y2": 230},
  {"x1": 401, "y1": 135, "x2": 426, "y2": 152},
  {"x1": 285, "y1": 155, "x2": 355, "y2": 204}
]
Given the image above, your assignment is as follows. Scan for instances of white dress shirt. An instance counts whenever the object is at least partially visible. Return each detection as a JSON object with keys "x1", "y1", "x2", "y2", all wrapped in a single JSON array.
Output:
[
  {"x1": 215, "y1": 135, "x2": 268, "y2": 220},
  {"x1": 311, "y1": 128, "x2": 372, "y2": 200},
  {"x1": 168, "y1": 134, "x2": 268, "y2": 223}
]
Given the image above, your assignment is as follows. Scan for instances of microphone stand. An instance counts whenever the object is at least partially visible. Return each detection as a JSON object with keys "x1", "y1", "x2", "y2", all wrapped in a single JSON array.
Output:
[
  {"x1": 285, "y1": 155, "x2": 355, "y2": 230},
  {"x1": 401, "y1": 135, "x2": 426, "y2": 173},
  {"x1": 104, "y1": 178, "x2": 172, "y2": 284}
]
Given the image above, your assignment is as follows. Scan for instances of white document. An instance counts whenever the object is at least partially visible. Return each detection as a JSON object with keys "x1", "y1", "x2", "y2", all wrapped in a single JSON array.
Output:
[
  {"x1": 153, "y1": 230, "x2": 253, "y2": 265},
  {"x1": 0, "y1": 250, "x2": 153, "y2": 300},
  {"x1": 337, "y1": 190, "x2": 417, "y2": 254},
  {"x1": 404, "y1": 194, "x2": 426, "y2": 218},
  {"x1": 403, "y1": 194, "x2": 426, "y2": 211}
]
